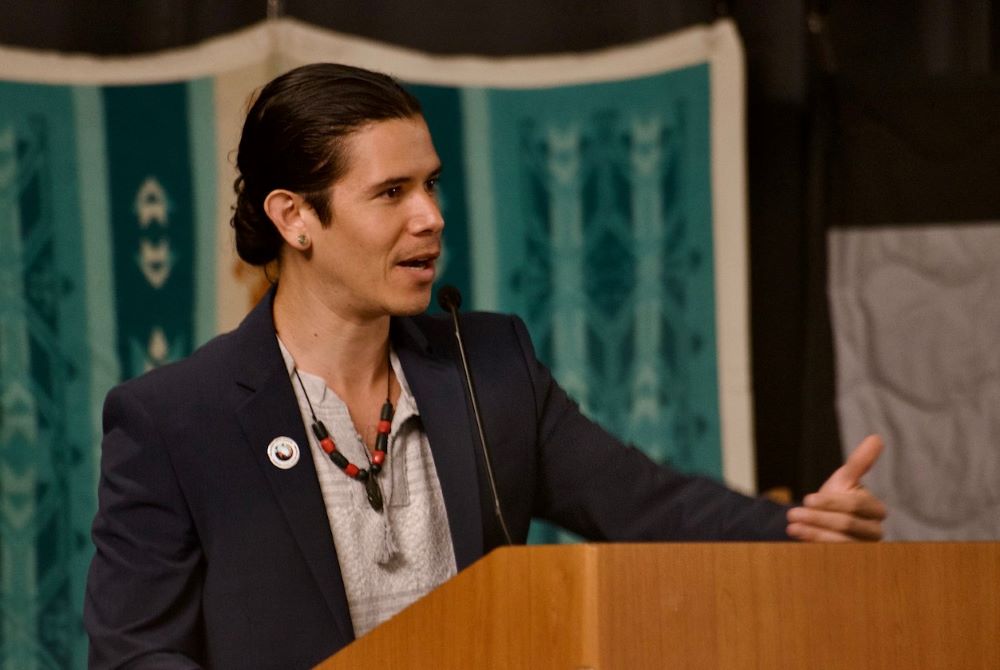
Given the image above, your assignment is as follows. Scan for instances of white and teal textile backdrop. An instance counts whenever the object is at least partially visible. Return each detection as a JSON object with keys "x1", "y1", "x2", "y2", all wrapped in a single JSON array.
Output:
[{"x1": 0, "y1": 19, "x2": 753, "y2": 668}]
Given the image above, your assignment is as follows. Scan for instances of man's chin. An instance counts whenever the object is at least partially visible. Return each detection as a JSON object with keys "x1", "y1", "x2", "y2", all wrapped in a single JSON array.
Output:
[{"x1": 390, "y1": 293, "x2": 433, "y2": 316}]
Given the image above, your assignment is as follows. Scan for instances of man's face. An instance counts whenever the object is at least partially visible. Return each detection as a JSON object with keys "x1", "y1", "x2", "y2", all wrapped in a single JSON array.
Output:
[{"x1": 304, "y1": 115, "x2": 444, "y2": 320}]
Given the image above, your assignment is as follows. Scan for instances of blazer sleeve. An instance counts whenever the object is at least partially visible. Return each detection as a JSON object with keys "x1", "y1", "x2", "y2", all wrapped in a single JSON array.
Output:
[
  {"x1": 507, "y1": 315, "x2": 791, "y2": 541},
  {"x1": 84, "y1": 383, "x2": 205, "y2": 669}
]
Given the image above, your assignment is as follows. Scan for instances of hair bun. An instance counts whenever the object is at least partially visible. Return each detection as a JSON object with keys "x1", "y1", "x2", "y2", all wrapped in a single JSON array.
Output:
[{"x1": 231, "y1": 175, "x2": 282, "y2": 266}]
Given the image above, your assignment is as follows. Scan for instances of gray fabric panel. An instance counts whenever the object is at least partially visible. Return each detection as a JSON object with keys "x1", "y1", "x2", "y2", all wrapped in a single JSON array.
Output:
[{"x1": 829, "y1": 223, "x2": 1000, "y2": 539}]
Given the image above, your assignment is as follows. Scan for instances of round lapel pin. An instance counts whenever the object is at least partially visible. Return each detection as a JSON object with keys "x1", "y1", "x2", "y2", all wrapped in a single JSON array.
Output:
[{"x1": 267, "y1": 436, "x2": 300, "y2": 469}]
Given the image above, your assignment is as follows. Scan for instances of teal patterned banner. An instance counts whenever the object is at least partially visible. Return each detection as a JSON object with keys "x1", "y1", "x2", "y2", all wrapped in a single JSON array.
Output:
[
  {"x1": 477, "y1": 66, "x2": 719, "y2": 475},
  {"x1": 449, "y1": 66, "x2": 720, "y2": 542}
]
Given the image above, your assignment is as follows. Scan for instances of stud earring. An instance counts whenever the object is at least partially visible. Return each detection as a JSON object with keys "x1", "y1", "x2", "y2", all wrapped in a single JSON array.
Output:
[{"x1": 297, "y1": 234, "x2": 309, "y2": 248}]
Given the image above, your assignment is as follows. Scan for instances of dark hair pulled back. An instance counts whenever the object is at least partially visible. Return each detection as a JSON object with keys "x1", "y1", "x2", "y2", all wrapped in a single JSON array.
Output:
[{"x1": 232, "y1": 63, "x2": 423, "y2": 266}]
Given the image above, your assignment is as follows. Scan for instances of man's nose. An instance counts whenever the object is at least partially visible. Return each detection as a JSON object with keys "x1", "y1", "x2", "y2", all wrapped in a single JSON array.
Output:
[{"x1": 410, "y1": 192, "x2": 444, "y2": 234}]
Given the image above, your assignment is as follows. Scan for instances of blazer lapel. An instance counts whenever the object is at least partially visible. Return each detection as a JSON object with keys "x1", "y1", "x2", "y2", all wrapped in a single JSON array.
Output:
[
  {"x1": 232, "y1": 291, "x2": 355, "y2": 645},
  {"x1": 393, "y1": 318, "x2": 485, "y2": 571}
]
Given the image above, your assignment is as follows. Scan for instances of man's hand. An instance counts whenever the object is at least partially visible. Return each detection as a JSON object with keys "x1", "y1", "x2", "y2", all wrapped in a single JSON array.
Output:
[{"x1": 786, "y1": 434, "x2": 888, "y2": 542}]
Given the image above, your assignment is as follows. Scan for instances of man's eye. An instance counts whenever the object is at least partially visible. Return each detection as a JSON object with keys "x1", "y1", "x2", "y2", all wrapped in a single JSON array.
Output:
[
  {"x1": 426, "y1": 178, "x2": 439, "y2": 193},
  {"x1": 383, "y1": 186, "x2": 402, "y2": 199}
]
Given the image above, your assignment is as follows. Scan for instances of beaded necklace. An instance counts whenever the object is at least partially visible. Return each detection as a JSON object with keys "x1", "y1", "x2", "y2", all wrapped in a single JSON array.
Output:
[{"x1": 293, "y1": 355, "x2": 393, "y2": 512}]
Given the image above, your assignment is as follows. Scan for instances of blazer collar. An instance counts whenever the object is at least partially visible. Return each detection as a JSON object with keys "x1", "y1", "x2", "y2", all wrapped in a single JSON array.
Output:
[{"x1": 231, "y1": 287, "x2": 355, "y2": 644}]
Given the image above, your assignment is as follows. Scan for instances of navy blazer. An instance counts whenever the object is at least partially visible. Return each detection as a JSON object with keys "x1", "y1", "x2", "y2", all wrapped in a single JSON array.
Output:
[{"x1": 84, "y1": 289, "x2": 788, "y2": 669}]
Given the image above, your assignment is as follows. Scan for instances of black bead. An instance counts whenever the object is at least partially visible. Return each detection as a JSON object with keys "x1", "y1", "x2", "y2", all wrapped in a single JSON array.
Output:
[{"x1": 312, "y1": 421, "x2": 330, "y2": 440}]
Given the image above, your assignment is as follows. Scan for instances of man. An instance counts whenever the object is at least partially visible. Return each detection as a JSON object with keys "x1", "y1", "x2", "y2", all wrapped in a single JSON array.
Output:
[{"x1": 84, "y1": 63, "x2": 886, "y2": 669}]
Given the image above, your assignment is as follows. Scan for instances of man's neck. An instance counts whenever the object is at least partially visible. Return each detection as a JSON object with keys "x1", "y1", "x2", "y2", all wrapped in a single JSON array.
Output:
[{"x1": 272, "y1": 278, "x2": 391, "y2": 397}]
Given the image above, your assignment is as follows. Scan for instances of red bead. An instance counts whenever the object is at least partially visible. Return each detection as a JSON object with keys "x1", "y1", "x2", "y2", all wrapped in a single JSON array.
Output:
[
  {"x1": 377, "y1": 419, "x2": 391, "y2": 434},
  {"x1": 344, "y1": 463, "x2": 360, "y2": 478},
  {"x1": 320, "y1": 437, "x2": 336, "y2": 454},
  {"x1": 372, "y1": 451, "x2": 385, "y2": 465}
]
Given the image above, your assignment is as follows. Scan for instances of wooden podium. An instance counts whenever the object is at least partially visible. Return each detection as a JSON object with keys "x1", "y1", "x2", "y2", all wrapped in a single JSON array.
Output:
[{"x1": 317, "y1": 543, "x2": 1000, "y2": 669}]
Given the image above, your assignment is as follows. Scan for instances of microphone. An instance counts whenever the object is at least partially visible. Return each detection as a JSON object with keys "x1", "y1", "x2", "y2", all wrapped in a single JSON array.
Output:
[{"x1": 437, "y1": 285, "x2": 513, "y2": 545}]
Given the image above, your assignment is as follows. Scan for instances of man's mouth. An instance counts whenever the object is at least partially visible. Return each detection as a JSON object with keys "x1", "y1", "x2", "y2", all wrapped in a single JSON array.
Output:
[
  {"x1": 397, "y1": 252, "x2": 439, "y2": 270},
  {"x1": 398, "y1": 257, "x2": 435, "y2": 269}
]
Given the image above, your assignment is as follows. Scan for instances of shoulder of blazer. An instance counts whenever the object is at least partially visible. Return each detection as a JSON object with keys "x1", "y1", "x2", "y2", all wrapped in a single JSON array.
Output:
[{"x1": 111, "y1": 286, "x2": 280, "y2": 407}]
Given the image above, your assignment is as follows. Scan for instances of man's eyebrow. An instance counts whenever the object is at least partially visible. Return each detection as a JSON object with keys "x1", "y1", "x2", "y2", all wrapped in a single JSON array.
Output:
[
  {"x1": 368, "y1": 175, "x2": 409, "y2": 193},
  {"x1": 367, "y1": 165, "x2": 443, "y2": 194}
]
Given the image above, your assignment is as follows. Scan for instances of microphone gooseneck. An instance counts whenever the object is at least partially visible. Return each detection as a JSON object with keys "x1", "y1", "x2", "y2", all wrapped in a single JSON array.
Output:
[{"x1": 437, "y1": 285, "x2": 513, "y2": 545}]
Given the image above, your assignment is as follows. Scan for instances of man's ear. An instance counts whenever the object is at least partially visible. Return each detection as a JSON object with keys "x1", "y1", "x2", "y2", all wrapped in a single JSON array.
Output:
[{"x1": 263, "y1": 189, "x2": 313, "y2": 249}]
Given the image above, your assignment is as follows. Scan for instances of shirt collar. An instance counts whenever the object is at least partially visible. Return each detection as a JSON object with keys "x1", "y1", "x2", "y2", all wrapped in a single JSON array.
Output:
[{"x1": 276, "y1": 335, "x2": 420, "y2": 420}]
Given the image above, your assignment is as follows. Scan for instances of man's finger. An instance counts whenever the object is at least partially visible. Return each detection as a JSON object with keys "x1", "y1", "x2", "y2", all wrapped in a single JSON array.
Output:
[
  {"x1": 820, "y1": 434, "x2": 884, "y2": 492},
  {"x1": 786, "y1": 506, "x2": 883, "y2": 541},
  {"x1": 785, "y1": 522, "x2": 854, "y2": 543},
  {"x1": 802, "y1": 489, "x2": 888, "y2": 520}
]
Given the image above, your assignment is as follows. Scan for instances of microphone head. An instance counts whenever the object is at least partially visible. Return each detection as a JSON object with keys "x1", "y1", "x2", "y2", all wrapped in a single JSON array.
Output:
[{"x1": 437, "y1": 284, "x2": 463, "y2": 311}]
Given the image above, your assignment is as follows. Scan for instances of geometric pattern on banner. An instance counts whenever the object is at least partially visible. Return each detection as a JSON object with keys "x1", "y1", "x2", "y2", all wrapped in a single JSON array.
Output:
[
  {"x1": 468, "y1": 65, "x2": 721, "y2": 542},
  {"x1": 829, "y1": 223, "x2": 1000, "y2": 540},
  {"x1": 103, "y1": 83, "x2": 197, "y2": 379},
  {"x1": 0, "y1": 82, "x2": 93, "y2": 670}
]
